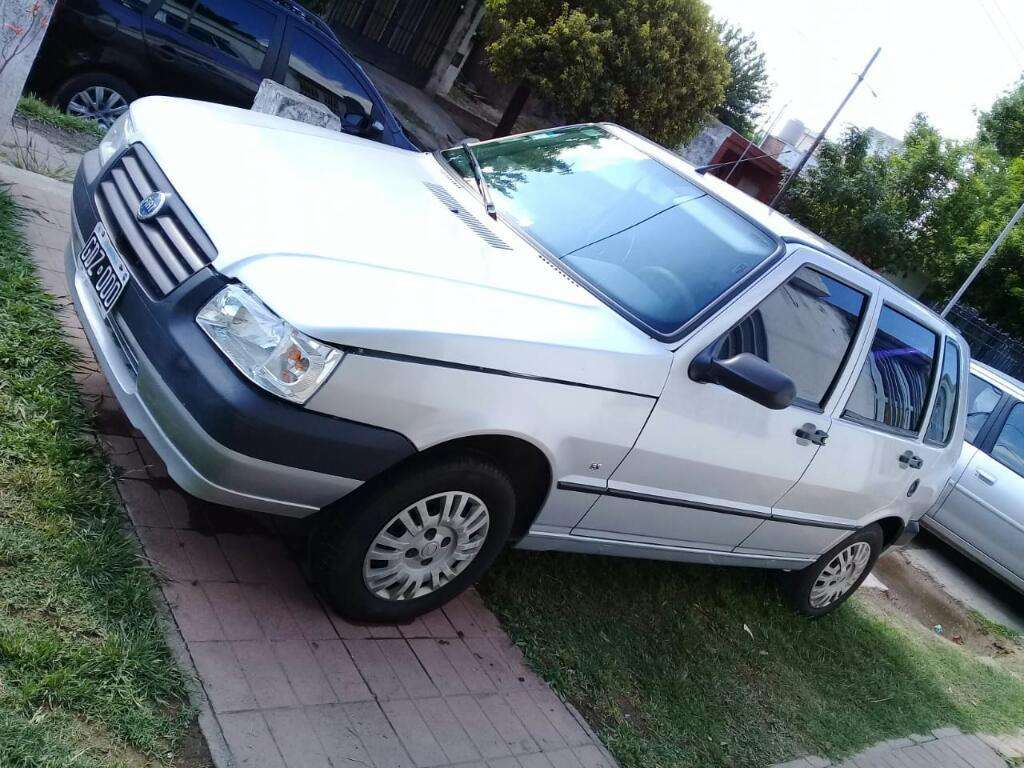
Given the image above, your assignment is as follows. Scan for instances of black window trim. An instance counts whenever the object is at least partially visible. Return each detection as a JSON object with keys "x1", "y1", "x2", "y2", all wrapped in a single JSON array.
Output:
[
  {"x1": 975, "y1": 392, "x2": 1018, "y2": 454},
  {"x1": 923, "y1": 337, "x2": 965, "y2": 448},
  {"x1": 434, "y1": 125, "x2": 787, "y2": 345},
  {"x1": 840, "y1": 301, "x2": 942, "y2": 441},
  {"x1": 983, "y1": 398, "x2": 1024, "y2": 479},
  {"x1": 146, "y1": 0, "x2": 285, "y2": 79}
]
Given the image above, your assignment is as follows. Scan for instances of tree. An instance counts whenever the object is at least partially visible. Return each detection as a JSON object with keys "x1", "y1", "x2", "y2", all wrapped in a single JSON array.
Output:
[
  {"x1": 979, "y1": 77, "x2": 1024, "y2": 159},
  {"x1": 484, "y1": 0, "x2": 730, "y2": 147},
  {"x1": 714, "y1": 21, "x2": 771, "y2": 138}
]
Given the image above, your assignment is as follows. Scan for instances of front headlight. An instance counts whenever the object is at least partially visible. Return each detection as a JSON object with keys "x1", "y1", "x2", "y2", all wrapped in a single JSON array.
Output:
[
  {"x1": 197, "y1": 284, "x2": 342, "y2": 404},
  {"x1": 98, "y1": 112, "x2": 132, "y2": 165}
]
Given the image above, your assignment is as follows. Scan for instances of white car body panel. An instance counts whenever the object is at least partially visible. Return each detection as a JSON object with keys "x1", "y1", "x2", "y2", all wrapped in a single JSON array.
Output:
[{"x1": 87, "y1": 97, "x2": 969, "y2": 578}]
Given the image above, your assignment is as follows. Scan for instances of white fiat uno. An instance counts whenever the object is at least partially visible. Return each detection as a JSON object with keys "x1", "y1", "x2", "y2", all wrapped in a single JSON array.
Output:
[{"x1": 67, "y1": 97, "x2": 968, "y2": 621}]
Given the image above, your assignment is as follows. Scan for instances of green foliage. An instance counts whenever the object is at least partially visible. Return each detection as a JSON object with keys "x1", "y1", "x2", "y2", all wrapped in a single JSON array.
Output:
[
  {"x1": 484, "y1": 0, "x2": 730, "y2": 146},
  {"x1": 0, "y1": 191, "x2": 192, "y2": 766},
  {"x1": 16, "y1": 94, "x2": 106, "y2": 138},
  {"x1": 482, "y1": 549, "x2": 1024, "y2": 767},
  {"x1": 780, "y1": 112, "x2": 1024, "y2": 336},
  {"x1": 715, "y1": 21, "x2": 771, "y2": 138},
  {"x1": 979, "y1": 77, "x2": 1024, "y2": 159}
]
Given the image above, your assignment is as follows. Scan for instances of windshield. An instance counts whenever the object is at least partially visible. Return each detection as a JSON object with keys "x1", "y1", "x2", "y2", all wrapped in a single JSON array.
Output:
[{"x1": 442, "y1": 126, "x2": 778, "y2": 336}]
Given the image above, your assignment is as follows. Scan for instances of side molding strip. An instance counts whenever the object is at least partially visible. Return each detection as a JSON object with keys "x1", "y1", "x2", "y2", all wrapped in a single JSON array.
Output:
[{"x1": 556, "y1": 481, "x2": 860, "y2": 531}]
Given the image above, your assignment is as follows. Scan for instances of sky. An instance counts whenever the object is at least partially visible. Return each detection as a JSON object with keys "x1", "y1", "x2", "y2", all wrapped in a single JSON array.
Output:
[{"x1": 705, "y1": 0, "x2": 1024, "y2": 142}]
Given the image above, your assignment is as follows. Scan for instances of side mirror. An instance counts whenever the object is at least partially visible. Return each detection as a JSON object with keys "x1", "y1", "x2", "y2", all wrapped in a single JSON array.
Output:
[{"x1": 689, "y1": 350, "x2": 796, "y2": 410}]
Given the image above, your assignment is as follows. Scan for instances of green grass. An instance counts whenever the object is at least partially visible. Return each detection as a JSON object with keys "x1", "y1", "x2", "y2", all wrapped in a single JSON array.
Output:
[
  {"x1": 481, "y1": 550, "x2": 1024, "y2": 768},
  {"x1": 0, "y1": 190, "x2": 192, "y2": 766},
  {"x1": 971, "y1": 610, "x2": 1024, "y2": 644},
  {"x1": 16, "y1": 95, "x2": 106, "y2": 138}
]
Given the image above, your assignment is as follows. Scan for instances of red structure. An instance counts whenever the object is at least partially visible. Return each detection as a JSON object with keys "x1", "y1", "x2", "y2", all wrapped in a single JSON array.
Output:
[{"x1": 706, "y1": 132, "x2": 785, "y2": 205}]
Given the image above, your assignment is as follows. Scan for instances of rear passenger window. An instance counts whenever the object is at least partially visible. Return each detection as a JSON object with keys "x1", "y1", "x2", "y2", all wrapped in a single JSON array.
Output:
[
  {"x1": 964, "y1": 374, "x2": 1003, "y2": 444},
  {"x1": 925, "y1": 340, "x2": 961, "y2": 445},
  {"x1": 715, "y1": 266, "x2": 867, "y2": 408},
  {"x1": 992, "y1": 403, "x2": 1024, "y2": 477},
  {"x1": 844, "y1": 306, "x2": 939, "y2": 433},
  {"x1": 156, "y1": 0, "x2": 275, "y2": 69},
  {"x1": 284, "y1": 32, "x2": 375, "y2": 126}
]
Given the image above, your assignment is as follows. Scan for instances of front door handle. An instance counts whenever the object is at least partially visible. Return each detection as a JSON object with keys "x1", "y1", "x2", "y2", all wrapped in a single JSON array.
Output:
[
  {"x1": 975, "y1": 468, "x2": 997, "y2": 485},
  {"x1": 899, "y1": 451, "x2": 923, "y2": 470},
  {"x1": 795, "y1": 424, "x2": 829, "y2": 446}
]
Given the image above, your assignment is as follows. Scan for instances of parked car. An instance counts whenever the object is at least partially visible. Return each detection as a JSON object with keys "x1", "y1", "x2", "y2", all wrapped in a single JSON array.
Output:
[
  {"x1": 921, "y1": 361, "x2": 1024, "y2": 592},
  {"x1": 25, "y1": 0, "x2": 414, "y2": 149},
  {"x1": 65, "y1": 99, "x2": 969, "y2": 621}
]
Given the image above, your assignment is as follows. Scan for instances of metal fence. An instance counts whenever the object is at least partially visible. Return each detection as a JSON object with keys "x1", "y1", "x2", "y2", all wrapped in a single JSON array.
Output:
[{"x1": 945, "y1": 304, "x2": 1024, "y2": 381}]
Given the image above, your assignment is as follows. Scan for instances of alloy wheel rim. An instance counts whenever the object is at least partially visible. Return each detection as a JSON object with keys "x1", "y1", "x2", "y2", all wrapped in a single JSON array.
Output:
[
  {"x1": 363, "y1": 491, "x2": 490, "y2": 601},
  {"x1": 67, "y1": 86, "x2": 129, "y2": 129},
  {"x1": 809, "y1": 541, "x2": 872, "y2": 608}
]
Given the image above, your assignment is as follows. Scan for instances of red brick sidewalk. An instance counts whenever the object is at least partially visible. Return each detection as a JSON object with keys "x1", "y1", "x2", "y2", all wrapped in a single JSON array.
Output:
[{"x1": 5, "y1": 164, "x2": 615, "y2": 768}]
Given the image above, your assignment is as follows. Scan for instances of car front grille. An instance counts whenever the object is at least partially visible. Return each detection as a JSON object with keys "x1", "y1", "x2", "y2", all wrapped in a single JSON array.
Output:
[{"x1": 94, "y1": 144, "x2": 216, "y2": 297}]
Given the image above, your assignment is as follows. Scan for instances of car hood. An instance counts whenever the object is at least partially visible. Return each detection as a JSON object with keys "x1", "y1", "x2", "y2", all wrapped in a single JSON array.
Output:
[{"x1": 128, "y1": 98, "x2": 671, "y2": 396}]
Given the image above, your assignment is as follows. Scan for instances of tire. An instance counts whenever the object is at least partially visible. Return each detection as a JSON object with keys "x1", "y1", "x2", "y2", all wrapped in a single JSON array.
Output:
[
  {"x1": 780, "y1": 523, "x2": 883, "y2": 617},
  {"x1": 54, "y1": 73, "x2": 137, "y2": 129},
  {"x1": 310, "y1": 455, "x2": 516, "y2": 623}
]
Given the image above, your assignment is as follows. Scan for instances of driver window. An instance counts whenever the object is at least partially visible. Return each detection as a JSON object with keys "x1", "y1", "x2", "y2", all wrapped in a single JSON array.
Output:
[
  {"x1": 284, "y1": 31, "x2": 375, "y2": 129},
  {"x1": 714, "y1": 266, "x2": 868, "y2": 408}
]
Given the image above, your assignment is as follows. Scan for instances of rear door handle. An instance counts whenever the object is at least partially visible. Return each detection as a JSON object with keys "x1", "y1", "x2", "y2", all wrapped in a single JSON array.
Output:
[
  {"x1": 975, "y1": 469, "x2": 997, "y2": 485},
  {"x1": 898, "y1": 451, "x2": 923, "y2": 469}
]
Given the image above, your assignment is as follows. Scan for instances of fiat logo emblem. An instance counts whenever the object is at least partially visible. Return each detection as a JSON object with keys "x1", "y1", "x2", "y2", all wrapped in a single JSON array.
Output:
[{"x1": 137, "y1": 191, "x2": 168, "y2": 221}]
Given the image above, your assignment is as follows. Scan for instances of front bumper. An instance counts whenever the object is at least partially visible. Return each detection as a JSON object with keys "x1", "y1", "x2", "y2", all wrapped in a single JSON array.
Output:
[{"x1": 67, "y1": 152, "x2": 416, "y2": 516}]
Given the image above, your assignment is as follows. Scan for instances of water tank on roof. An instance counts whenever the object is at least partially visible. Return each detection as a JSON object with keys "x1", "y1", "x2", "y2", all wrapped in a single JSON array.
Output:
[{"x1": 778, "y1": 119, "x2": 808, "y2": 146}]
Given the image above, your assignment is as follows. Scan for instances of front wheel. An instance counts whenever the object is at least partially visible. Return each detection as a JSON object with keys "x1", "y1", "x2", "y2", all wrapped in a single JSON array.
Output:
[
  {"x1": 310, "y1": 455, "x2": 515, "y2": 623},
  {"x1": 54, "y1": 73, "x2": 137, "y2": 129},
  {"x1": 780, "y1": 523, "x2": 883, "y2": 617}
]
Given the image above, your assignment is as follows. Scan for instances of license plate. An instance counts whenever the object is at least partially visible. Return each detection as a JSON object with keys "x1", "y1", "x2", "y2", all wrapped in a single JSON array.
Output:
[{"x1": 78, "y1": 224, "x2": 129, "y2": 314}]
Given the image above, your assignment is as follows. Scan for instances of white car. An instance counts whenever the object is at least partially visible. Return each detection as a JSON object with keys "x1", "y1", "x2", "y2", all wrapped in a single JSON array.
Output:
[
  {"x1": 66, "y1": 97, "x2": 968, "y2": 621},
  {"x1": 922, "y1": 361, "x2": 1024, "y2": 592}
]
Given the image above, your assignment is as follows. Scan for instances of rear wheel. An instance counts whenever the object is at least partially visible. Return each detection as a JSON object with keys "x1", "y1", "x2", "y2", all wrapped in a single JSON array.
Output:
[
  {"x1": 780, "y1": 523, "x2": 883, "y2": 617},
  {"x1": 55, "y1": 73, "x2": 137, "y2": 129},
  {"x1": 310, "y1": 455, "x2": 515, "y2": 622}
]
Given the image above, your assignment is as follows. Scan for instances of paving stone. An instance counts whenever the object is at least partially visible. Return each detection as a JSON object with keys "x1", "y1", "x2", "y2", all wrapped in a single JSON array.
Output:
[
  {"x1": 412, "y1": 697, "x2": 482, "y2": 765},
  {"x1": 519, "y1": 756, "x2": 557, "y2": 768},
  {"x1": 346, "y1": 639, "x2": 409, "y2": 701},
  {"x1": 467, "y1": 637, "x2": 526, "y2": 691},
  {"x1": 232, "y1": 639, "x2": 299, "y2": 710},
  {"x1": 343, "y1": 701, "x2": 415, "y2": 768},
  {"x1": 504, "y1": 689, "x2": 567, "y2": 752},
  {"x1": 263, "y1": 707, "x2": 331, "y2": 768},
  {"x1": 219, "y1": 712, "x2": 286, "y2": 768},
  {"x1": 276, "y1": 583, "x2": 338, "y2": 641},
  {"x1": 136, "y1": 526, "x2": 194, "y2": 580},
  {"x1": 409, "y1": 639, "x2": 471, "y2": 697},
  {"x1": 382, "y1": 698, "x2": 449, "y2": 767},
  {"x1": 378, "y1": 639, "x2": 440, "y2": 699},
  {"x1": 930, "y1": 727, "x2": 962, "y2": 739},
  {"x1": 178, "y1": 529, "x2": 234, "y2": 581},
  {"x1": 241, "y1": 582, "x2": 304, "y2": 641},
  {"x1": 398, "y1": 617, "x2": 432, "y2": 639},
  {"x1": 527, "y1": 689, "x2": 593, "y2": 748},
  {"x1": 310, "y1": 639, "x2": 372, "y2": 703},
  {"x1": 163, "y1": 581, "x2": 224, "y2": 642},
  {"x1": 942, "y1": 734, "x2": 1004, "y2": 768},
  {"x1": 446, "y1": 694, "x2": 512, "y2": 760},
  {"x1": 189, "y1": 641, "x2": 256, "y2": 713},
  {"x1": 369, "y1": 623, "x2": 404, "y2": 639},
  {"x1": 907, "y1": 734, "x2": 935, "y2": 744},
  {"x1": 439, "y1": 638, "x2": 498, "y2": 694},
  {"x1": 326, "y1": 608, "x2": 374, "y2": 639},
  {"x1": 157, "y1": 488, "x2": 193, "y2": 528},
  {"x1": 272, "y1": 640, "x2": 337, "y2": 706},
  {"x1": 978, "y1": 732, "x2": 1024, "y2": 758},
  {"x1": 118, "y1": 479, "x2": 170, "y2": 528},
  {"x1": 477, "y1": 693, "x2": 538, "y2": 755},
  {"x1": 918, "y1": 739, "x2": 971, "y2": 768},
  {"x1": 219, "y1": 533, "x2": 305, "y2": 584},
  {"x1": 419, "y1": 608, "x2": 459, "y2": 639},
  {"x1": 305, "y1": 704, "x2": 373, "y2": 768},
  {"x1": 443, "y1": 593, "x2": 487, "y2": 638},
  {"x1": 203, "y1": 582, "x2": 263, "y2": 641}
]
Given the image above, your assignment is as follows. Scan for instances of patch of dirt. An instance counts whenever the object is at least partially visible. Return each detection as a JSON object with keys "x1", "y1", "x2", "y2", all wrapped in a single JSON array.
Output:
[
  {"x1": 863, "y1": 550, "x2": 1023, "y2": 669},
  {"x1": 14, "y1": 113, "x2": 101, "y2": 154},
  {"x1": 175, "y1": 720, "x2": 215, "y2": 768}
]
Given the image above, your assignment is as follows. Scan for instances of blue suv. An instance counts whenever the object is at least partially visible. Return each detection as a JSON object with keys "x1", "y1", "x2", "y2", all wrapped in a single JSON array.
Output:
[{"x1": 26, "y1": 0, "x2": 415, "y2": 149}]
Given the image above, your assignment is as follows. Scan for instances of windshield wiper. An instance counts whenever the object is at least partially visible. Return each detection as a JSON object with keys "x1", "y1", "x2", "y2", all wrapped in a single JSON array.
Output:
[{"x1": 461, "y1": 140, "x2": 497, "y2": 220}]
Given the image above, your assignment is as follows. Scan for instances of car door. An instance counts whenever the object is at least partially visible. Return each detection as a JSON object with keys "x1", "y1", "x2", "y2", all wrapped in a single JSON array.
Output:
[
  {"x1": 274, "y1": 22, "x2": 381, "y2": 136},
  {"x1": 144, "y1": 0, "x2": 282, "y2": 107},
  {"x1": 745, "y1": 288, "x2": 961, "y2": 558},
  {"x1": 572, "y1": 247, "x2": 875, "y2": 552},
  {"x1": 933, "y1": 391, "x2": 1024, "y2": 583}
]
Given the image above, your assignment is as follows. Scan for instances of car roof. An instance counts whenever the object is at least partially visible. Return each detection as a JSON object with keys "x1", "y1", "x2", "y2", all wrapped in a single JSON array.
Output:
[
  {"x1": 970, "y1": 359, "x2": 1024, "y2": 400},
  {"x1": 595, "y1": 122, "x2": 963, "y2": 338},
  {"x1": 266, "y1": 0, "x2": 337, "y2": 39}
]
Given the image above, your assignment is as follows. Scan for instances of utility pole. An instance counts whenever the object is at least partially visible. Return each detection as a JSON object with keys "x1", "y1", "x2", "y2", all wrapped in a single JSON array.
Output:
[
  {"x1": 769, "y1": 47, "x2": 881, "y2": 209},
  {"x1": 940, "y1": 198, "x2": 1024, "y2": 318}
]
